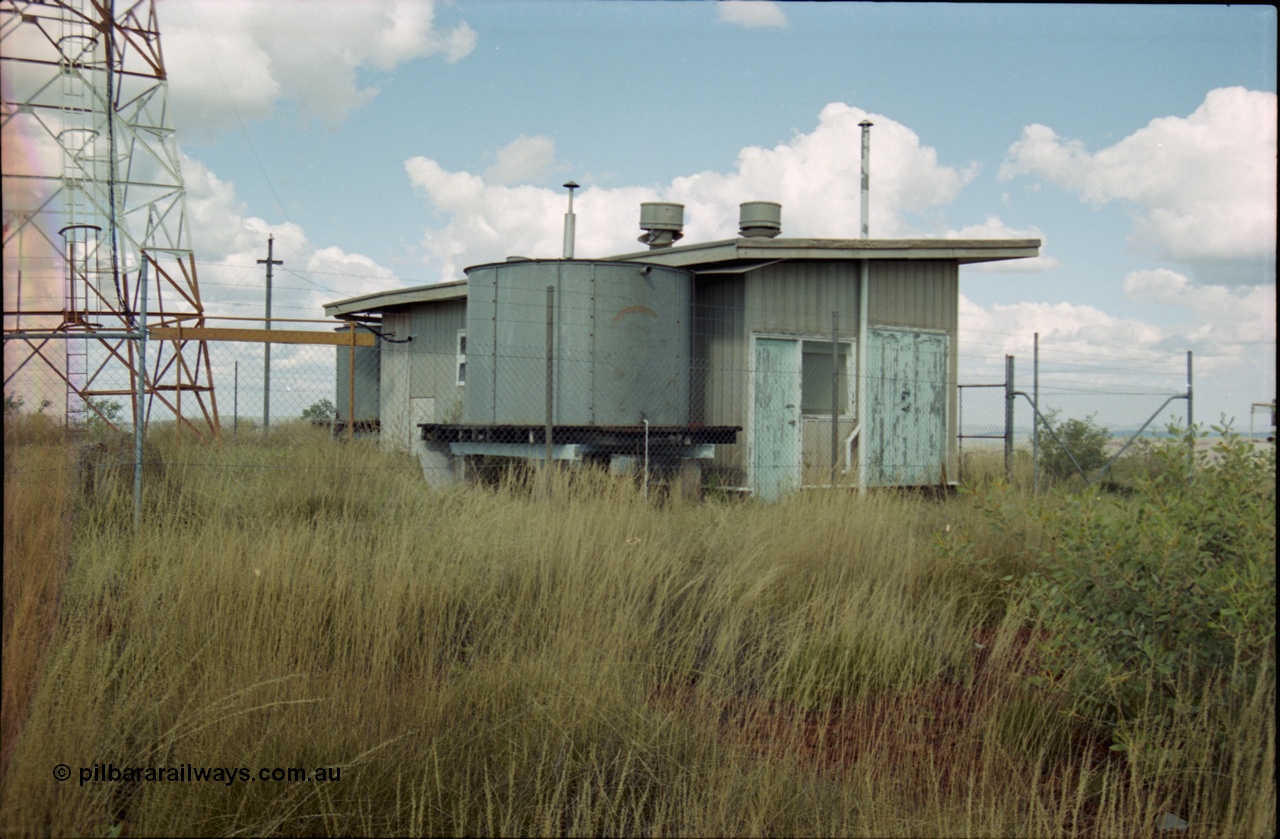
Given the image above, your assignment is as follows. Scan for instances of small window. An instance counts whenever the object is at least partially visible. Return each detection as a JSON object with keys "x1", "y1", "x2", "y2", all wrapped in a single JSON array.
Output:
[
  {"x1": 800, "y1": 340, "x2": 851, "y2": 415},
  {"x1": 455, "y1": 331, "x2": 466, "y2": 386}
]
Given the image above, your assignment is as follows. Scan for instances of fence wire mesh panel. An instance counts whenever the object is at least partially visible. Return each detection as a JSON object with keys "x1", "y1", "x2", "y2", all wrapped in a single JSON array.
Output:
[
  {"x1": 958, "y1": 343, "x2": 1194, "y2": 488},
  {"x1": 957, "y1": 382, "x2": 1008, "y2": 484},
  {"x1": 6, "y1": 292, "x2": 1203, "y2": 503}
]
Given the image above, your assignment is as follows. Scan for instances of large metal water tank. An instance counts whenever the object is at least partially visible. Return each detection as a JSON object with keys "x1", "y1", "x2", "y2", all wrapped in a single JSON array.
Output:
[{"x1": 463, "y1": 259, "x2": 692, "y2": 427}]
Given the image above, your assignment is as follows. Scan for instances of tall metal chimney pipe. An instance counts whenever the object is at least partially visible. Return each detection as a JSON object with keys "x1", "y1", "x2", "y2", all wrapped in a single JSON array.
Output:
[
  {"x1": 562, "y1": 181, "x2": 579, "y2": 259},
  {"x1": 859, "y1": 120, "x2": 873, "y2": 238}
]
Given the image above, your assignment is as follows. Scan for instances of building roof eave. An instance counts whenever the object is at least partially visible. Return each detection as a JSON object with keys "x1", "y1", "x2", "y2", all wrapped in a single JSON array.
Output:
[
  {"x1": 322, "y1": 237, "x2": 1044, "y2": 316},
  {"x1": 601, "y1": 237, "x2": 1042, "y2": 267},
  {"x1": 324, "y1": 279, "x2": 468, "y2": 318}
]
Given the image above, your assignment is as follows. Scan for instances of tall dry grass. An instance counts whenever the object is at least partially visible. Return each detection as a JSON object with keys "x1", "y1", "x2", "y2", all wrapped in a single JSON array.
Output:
[
  {"x1": 2, "y1": 418, "x2": 75, "y2": 785},
  {"x1": 0, "y1": 424, "x2": 1273, "y2": 836}
]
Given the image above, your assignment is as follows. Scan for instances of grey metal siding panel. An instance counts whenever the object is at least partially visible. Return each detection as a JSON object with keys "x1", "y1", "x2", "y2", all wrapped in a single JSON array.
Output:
[
  {"x1": 380, "y1": 311, "x2": 412, "y2": 451},
  {"x1": 409, "y1": 301, "x2": 466, "y2": 424},
  {"x1": 866, "y1": 260, "x2": 960, "y2": 482},
  {"x1": 868, "y1": 260, "x2": 956, "y2": 330},
  {"x1": 379, "y1": 302, "x2": 467, "y2": 451},
  {"x1": 693, "y1": 277, "x2": 746, "y2": 479},
  {"x1": 739, "y1": 261, "x2": 860, "y2": 489},
  {"x1": 744, "y1": 261, "x2": 860, "y2": 338}
]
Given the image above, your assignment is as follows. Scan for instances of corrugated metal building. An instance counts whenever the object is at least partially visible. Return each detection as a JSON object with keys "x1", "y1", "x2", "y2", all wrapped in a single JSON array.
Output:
[{"x1": 324, "y1": 204, "x2": 1039, "y2": 497}]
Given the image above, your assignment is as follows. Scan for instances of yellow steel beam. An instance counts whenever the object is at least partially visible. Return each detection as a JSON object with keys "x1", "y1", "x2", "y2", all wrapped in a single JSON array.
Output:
[{"x1": 149, "y1": 326, "x2": 375, "y2": 346}]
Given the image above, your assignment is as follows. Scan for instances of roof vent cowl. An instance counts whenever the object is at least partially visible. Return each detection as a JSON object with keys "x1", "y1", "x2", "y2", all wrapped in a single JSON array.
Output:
[
  {"x1": 638, "y1": 202, "x2": 684, "y2": 249},
  {"x1": 739, "y1": 201, "x2": 782, "y2": 238}
]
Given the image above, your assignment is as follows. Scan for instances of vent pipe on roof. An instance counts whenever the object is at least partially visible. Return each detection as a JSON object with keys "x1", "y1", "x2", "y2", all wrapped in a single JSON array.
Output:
[
  {"x1": 739, "y1": 201, "x2": 782, "y2": 238},
  {"x1": 859, "y1": 119, "x2": 873, "y2": 238},
  {"x1": 638, "y1": 202, "x2": 684, "y2": 249},
  {"x1": 562, "y1": 181, "x2": 579, "y2": 259}
]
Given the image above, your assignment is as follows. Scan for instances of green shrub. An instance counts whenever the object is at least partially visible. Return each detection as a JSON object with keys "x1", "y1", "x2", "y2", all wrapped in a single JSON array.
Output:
[
  {"x1": 1026, "y1": 425, "x2": 1275, "y2": 728},
  {"x1": 1037, "y1": 409, "x2": 1110, "y2": 482},
  {"x1": 302, "y1": 398, "x2": 336, "y2": 424}
]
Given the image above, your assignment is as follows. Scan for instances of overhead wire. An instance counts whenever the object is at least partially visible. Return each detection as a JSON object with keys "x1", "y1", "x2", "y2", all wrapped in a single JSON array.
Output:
[{"x1": 183, "y1": 0, "x2": 293, "y2": 227}]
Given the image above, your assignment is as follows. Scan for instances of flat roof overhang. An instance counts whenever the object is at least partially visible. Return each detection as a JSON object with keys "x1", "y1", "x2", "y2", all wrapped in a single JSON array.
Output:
[
  {"x1": 324, "y1": 279, "x2": 467, "y2": 319},
  {"x1": 322, "y1": 237, "x2": 1041, "y2": 317},
  {"x1": 602, "y1": 237, "x2": 1042, "y2": 268}
]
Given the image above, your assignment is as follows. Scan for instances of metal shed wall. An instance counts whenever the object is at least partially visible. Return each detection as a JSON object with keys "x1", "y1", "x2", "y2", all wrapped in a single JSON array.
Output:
[
  {"x1": 745, "y1": 261, "x2": 861, "y2": 489},
  {"x1": 691, "y1": 276, "x2": 747, "y2": 482},
  {"x1": 691, "y1": 276, "x2": 745, "y2": 424},
  {"x1": 698, "y1": 258, "x2": 960, "y2": 490},
  {"x1": 867, "y1": 260, "x2": 958, "y2": 330},
  {"x1": 379, "y1": 301, "x2": 466, "y2": 451},
  {"x1": 865, "y1": 259, "x2": 960, "y2": 483},
  {"x1": 746, "y1": 261, "x2": 861, "y2": 336}
]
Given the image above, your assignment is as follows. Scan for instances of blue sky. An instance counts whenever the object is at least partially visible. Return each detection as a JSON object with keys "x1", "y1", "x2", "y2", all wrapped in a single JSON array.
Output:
[{"x1": 6, "y1": 1, "x2": 1276, "y2": 428}]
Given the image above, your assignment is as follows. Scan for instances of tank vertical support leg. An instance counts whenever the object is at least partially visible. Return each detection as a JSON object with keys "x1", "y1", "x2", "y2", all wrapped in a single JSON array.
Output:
[{"x1": 676, "y1": 458, "x2": 703, "y2": 501}]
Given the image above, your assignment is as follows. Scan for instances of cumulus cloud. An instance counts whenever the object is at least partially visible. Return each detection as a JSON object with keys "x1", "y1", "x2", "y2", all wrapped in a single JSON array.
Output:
[
  {"x1": 957, "y1": 293, "x2": 1198, "y2": 424},
  {"x1": 1000, "y1": 87, "x2": 1277, "y2": 281},
  {"x1": 159, "y1": 0, "x2": 476, "y2": 134},
  {"x1": 717, "y1": 1, "x2": 788, "y2": 28},
  {"x1": 957, "y1": 271, "x2": 1275, "y2": 421},
  {"x1": 405, "y1": 103, "x2": 989, "y2": 280},
  {"x1": 1123, "y1": 269, "x2": 1276, "y2": 350},
  {"x1": 482, "y1": 135, "x2": 563, "y2": 186},
  {"x1": 182, "y1": 154, "x2": 399, "y2": 319},
  {"x1": 961, "y1": 296, "x2": 1165, "y2": 366}
]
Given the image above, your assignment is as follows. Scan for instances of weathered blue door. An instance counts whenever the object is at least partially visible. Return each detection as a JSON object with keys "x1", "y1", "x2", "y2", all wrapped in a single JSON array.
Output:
[
  {"x1": 752, "y1": 338, "x2": 802, "y2": 499},
  {"x1": 865, "y1": 329, "x2": 948, "y2": 485}
]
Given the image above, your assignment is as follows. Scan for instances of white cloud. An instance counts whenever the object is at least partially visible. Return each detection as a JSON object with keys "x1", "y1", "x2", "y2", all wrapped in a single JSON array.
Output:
[
  {"x1": 182, "y1": 154, "x2": 399, "y2": 319},
  {"x1": 483, "y1": 135, "x2": 563, "y2": 186},
  {"x1": 957, "y1": 272, "x2": 1275, "y2": 423},
  {"x1": 159, "y1": 0, "x2": 476, "y2": 134},
  {"x1": 946, "y1": 216, "x2": 1061, "y2": 273},
  {"x1": 1123, "y1": 269, "x2": 1276, "y2": 350},
  {"x1": 957, "y1": 294, "x2": 1199, "y2": 427},
  {"x1": 717, "y1": 1, "x2": 788, "y2": 28},
  {"x1": 1000, "y1": 87, "x2": 1277, "y2": 280},
  {"x1": 961, "y1": 296, "x2": 1164, "y2": 365},
  {"x1": 405, "y1": 104, "x2": 984, "y2": 280},
  {"x1": 179, "y1": 156, "x2": 409, "y2": 420}
]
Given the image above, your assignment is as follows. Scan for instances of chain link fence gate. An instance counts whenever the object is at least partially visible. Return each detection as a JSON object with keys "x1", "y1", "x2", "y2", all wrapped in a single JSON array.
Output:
[{"x1": 958, "y1": 345, "x2": 1194, "y2": 489}]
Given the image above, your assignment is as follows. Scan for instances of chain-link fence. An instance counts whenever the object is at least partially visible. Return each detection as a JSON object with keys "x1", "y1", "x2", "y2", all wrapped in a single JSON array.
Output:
[
  {"x1": 958, "y1": 343, "x2": 1194, "y2": 488},
  {"x1": 3, "y1": 320, "x2": 381, "y2": 439},
  {"x1": 6, "y1": 296, "x2": 1205, "y2": 504},
  {"x1": 389, "y1": 286, "x2": 966, "y2": 497}
]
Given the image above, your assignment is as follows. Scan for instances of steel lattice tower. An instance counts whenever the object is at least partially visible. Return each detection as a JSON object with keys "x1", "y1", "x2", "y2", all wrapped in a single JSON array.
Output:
[{"x1": 2, "y1": 0, "x2": 219, "y2": 437}]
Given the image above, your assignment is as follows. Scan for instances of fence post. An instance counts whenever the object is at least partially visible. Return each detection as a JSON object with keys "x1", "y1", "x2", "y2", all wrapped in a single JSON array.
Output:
[
  {"x1": 1033, "y1": 332, "x2": 1040, "y2": 494},
  {"x1": 348, "y1": 323, "x2": 356, "y2": 441},
  {"x1": 1004, "y1": 354, "x2": 1015, "y2": 483},
  {"x1": 831, "y1": 310, "x2": 839, "y2": 488},
  {"x1": 1186, "y1": 350, "x2": 1194, "y2": 429},
  {"x1": 1187, "y1": 350, "x2": 1194, "y2": 475},
  {"x1": 545, "y1": 285, "x2": 554, "y2": 498}
]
